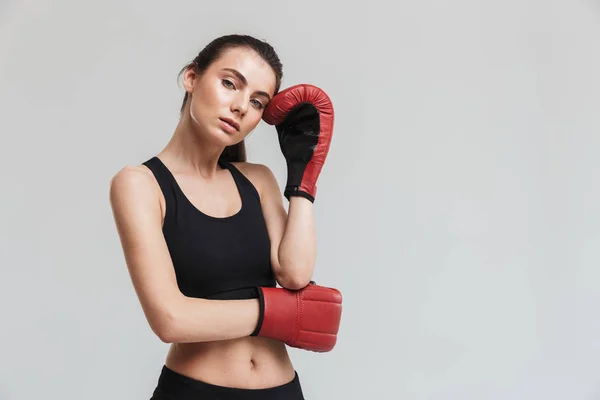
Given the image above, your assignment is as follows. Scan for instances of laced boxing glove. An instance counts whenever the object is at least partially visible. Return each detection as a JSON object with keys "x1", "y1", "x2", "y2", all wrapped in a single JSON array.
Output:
[
  {"x1": 251, "y1": 282, "x2": 342, "y2": 352},
  {"x1": 262, "y1": 84, "x2": 334, "y2": 202}
]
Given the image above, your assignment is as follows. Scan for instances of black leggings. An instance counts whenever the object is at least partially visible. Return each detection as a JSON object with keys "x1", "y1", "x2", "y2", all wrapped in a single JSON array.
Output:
[{"x1": 150, "y1": 365, "x2": 305, "y2": 400}]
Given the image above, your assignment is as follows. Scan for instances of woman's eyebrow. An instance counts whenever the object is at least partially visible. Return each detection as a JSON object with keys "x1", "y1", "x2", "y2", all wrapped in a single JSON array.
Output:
[{"x1": 222, "y1": 68, "x2": 272, "y2": 101}]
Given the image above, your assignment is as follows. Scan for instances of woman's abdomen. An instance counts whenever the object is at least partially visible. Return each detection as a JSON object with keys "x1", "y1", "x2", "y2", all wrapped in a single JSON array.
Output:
[{"x1": 164, "y1": 336, "x2": 295, "y2": 389}]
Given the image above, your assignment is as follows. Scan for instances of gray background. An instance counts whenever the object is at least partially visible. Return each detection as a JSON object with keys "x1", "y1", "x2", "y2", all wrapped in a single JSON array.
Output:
[{"x1": 1, "y1": 0, "x2": 599, "y2": 399}]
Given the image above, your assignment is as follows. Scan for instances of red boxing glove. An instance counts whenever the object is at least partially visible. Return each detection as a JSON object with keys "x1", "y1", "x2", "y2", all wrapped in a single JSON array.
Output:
[
  {"x1": 262, "y1": 84, "x2": 334, "y2": 202},
  {"x1": 251, "y1": 283, "x2": 343, "y2": 352}
]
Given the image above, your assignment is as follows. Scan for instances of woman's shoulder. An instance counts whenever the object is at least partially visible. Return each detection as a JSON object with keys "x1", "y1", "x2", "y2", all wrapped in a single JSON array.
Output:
[
  {"x1": 110, "y1": 163, "x2": 157, "y2": 190},
  {"x1": 109, "y1": 163, "x2": 162, "y2": 205}
]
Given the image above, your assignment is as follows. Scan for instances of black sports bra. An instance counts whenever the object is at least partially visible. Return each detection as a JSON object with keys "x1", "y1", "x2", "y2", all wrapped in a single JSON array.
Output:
[{"x1": 142, "y1": 156, "x2": 277, "y2": 300}]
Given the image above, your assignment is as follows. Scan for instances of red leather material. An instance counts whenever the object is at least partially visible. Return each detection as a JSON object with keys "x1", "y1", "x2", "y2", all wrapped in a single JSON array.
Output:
[
  {"x1": 257, "y1": 283, "x2": 343, "y2": 352},
  {"x1": 262, "y1": 84, "x2": 334, "y2": 200}
]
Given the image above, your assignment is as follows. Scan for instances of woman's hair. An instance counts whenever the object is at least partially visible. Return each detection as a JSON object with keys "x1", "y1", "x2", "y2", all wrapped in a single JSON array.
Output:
[{"x1": 177, "y1": 34, "x2": 283, "y2": 162}]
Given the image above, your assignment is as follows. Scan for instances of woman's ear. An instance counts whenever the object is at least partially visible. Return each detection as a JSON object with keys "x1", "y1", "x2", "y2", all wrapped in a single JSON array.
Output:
[{"x1": 182, "y1": 67, "x2": 197, "y2": 94}]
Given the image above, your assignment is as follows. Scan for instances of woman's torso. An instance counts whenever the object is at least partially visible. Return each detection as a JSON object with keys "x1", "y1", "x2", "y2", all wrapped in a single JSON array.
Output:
[{"x1": 141, "y1": 155, "x2": 295, "y2": 389}]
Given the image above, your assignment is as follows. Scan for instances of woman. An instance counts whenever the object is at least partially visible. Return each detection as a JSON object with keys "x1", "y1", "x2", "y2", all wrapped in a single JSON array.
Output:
[{"x1": 109, "y1": 34, "x2": 339, "y2": 399}]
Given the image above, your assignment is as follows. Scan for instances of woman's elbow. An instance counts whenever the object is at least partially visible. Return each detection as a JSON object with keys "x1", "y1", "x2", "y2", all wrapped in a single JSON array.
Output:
[
  {"x1": 277, "y1": 273, "x2": 312, "y2": 291},
  {"x1": 154, "y1": 326, "x2": 178, "y2": 344},
  {"x1": 148, "y1": 308, "x2": 180, "y2": 343}
]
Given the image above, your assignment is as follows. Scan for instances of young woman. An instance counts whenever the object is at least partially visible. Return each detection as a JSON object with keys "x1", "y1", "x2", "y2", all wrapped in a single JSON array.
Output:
[{"x1": 109, "y1": 34, "x2": 341, "y2": 400}]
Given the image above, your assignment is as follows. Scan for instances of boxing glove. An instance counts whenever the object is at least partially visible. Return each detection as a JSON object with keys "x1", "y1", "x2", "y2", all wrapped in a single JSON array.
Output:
[
  {"x1": 251, "y1": 282, "x2": 342, "y2": 352},
  {"x1": 262, "y1": 84, "x2": 334, "y2": 202}
]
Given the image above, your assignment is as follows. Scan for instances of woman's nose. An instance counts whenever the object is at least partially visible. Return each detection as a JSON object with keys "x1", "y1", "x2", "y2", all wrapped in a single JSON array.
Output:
[{"x1": 231, "y1": 94, "x2": 248, "y2": 116}]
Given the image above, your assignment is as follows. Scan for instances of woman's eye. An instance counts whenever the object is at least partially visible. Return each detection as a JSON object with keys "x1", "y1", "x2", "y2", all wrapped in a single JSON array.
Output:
[
  {"x1": 251, "y1": 99, "x2": 264, "y2": 109},
  {"x1": 222, "y1": 79, "x2": 235, "y2": 89}
]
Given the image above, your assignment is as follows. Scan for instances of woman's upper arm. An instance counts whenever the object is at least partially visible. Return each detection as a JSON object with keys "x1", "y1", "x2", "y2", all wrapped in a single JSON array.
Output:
[
  {"x1": 249, "y1": 164, "x2": 288, "y2": 280},
  {"x1": 109, "y1": 165, "x2": 181, "y2": 341}
]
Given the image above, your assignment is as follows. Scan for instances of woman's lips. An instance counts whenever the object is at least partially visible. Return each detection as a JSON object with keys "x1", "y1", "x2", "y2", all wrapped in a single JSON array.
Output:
[{"x1": 219, "y1": 118, "x2": 240, "y2": 132}]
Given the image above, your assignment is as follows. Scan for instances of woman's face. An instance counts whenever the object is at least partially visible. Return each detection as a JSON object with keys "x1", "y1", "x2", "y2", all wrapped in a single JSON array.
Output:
[{"x1": 183, "y1": 47, "x2": 277, "y2": 146}]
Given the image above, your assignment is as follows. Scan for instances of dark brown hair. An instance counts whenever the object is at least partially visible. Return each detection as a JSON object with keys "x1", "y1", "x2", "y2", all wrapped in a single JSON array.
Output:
[{"x1": 177, "y1": 34, "x2": 283, "y2": 162}]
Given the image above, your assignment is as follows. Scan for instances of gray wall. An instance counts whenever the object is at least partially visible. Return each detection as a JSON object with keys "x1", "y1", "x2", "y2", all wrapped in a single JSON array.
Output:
[{"x1": 1, "y1": 0, "x2": 599, "y2": 398}]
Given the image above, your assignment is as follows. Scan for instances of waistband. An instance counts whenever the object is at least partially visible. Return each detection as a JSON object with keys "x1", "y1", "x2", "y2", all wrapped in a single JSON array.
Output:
[{"x1": 152, "y1": 365, "x2": 304, "y2": 400}]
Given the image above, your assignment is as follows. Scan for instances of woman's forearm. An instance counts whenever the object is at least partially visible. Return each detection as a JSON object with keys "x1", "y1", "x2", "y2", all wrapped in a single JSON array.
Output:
[
  {"x1": 275, "y1": 196, "x2": 317, "y2": 289},
  {"x1": 157, "y1": 296, "x2": 260, "y2": 344}
]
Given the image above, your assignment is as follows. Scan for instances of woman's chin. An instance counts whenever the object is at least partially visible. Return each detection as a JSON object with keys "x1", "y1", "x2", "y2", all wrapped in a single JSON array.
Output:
[{"x1": 213, "y1": 132, "x2": 243, "y2": 148}]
